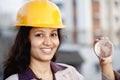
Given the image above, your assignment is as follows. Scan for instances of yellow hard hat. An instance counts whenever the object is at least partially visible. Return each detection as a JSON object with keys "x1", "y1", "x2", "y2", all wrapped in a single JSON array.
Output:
[{"x1": 16, "y1": 0, "x2": 65, "y2": 28}]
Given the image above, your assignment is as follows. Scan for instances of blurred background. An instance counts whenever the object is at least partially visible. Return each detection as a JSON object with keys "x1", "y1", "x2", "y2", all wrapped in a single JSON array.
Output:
[{"x1": 0, "y1": 0, "x2": 120, "y2": 80}]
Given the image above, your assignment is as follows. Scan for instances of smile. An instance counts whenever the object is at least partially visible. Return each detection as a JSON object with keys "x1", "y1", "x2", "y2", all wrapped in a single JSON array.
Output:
[{"x1": 41, "y1": 48, "x2": 52, "y2": 54}]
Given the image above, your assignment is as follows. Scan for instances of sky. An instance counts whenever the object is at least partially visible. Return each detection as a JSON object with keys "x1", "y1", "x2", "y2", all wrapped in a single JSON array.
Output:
[
  {"x1": 0, "y1": 0, "x2": 26, "y2": 14},
  {"x1": 0, "y1": 0, "x2": 27, "y2": 28}
]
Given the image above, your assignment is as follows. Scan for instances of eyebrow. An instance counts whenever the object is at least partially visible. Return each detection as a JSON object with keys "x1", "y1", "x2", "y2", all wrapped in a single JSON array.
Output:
[
  {"x1": 33, "y1": 29, "x2": 57, "y2": 33},
  {"x1": 52, "y1": 30, "x2": 57, "y2": 32},
  {"x1": 32, "y1": 29, "x2": 45, "y2": 33}
]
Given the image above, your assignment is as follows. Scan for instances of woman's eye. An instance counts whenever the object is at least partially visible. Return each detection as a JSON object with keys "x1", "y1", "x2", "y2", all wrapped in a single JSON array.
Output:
[
  {"x1": 51, "y1": 33, "x2": 58, "y2": 37},
  {"x1": 35, "y1": 33, "x2": 43, "y2": 37}
]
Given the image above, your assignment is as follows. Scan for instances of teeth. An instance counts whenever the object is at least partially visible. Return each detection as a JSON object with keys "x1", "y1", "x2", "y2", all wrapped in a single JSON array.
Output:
[{"x1": 41, "y1": 49, "x2": 52, "y2": 53}]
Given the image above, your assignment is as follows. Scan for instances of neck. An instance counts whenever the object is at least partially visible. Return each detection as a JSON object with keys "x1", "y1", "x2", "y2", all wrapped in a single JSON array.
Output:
[
  {"x1": 29, "y1": 58, "x2": 53, "y2": 80},
  {"x1": 29, "y1": 59, "x2": 51, "y2": 74}
]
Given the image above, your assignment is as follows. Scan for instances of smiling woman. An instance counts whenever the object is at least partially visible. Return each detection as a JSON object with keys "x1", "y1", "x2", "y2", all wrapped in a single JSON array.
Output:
[
  {"x1": 3, "y1": 0, "x2": 119, "y2": 80},
  {"x1": 3, "y1": 0, "x2": 85, "y2": 80},
  {"x1": 4, "y1": 26, "x2": 65, "y2": 80}
]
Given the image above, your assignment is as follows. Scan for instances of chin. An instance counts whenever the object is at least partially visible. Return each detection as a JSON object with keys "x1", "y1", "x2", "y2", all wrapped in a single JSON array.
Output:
[
  {"x1": 41, "y1": 59, "x2": 52, "y2": 62},
  {"x1": 41, "y1": 57, "x2": 53, "y2": 62}
]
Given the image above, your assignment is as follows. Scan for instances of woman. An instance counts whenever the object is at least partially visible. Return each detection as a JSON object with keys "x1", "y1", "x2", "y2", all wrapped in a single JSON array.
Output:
[
  {"x1": 4, "y1": 0, "x2": 84, "y2": 80},
  {"x1": 3, "y1": 0, "x2": 119, "y2": 80}
]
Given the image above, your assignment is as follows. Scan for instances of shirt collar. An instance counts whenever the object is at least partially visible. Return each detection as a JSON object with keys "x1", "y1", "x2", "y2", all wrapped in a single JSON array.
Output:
[
  {"x1": 18, "y1": 62, "x2": 67, "y2": 80},
  {"x1": 51, "y1": 62, "x2": 67, "y2": 73}
]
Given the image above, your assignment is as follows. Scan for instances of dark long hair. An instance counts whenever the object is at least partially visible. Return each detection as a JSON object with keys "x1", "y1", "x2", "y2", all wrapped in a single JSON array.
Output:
[{"x1": 3, "y1": 26, "x2": 62, "y2": 79}]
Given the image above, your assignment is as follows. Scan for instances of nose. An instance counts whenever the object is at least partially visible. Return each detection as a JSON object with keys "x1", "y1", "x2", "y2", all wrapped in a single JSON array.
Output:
[{"x1": 43, "y1": 36, "x2": 52, "y2": 46}]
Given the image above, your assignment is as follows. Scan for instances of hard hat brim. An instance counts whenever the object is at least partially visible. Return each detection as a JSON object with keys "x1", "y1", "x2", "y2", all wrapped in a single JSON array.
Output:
[{"x1": 16, "y1": 24, "x2": 66, "y2": 28}]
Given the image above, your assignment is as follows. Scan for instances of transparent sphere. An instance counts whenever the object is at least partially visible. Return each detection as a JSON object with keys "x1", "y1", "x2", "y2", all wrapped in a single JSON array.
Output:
[{"x1": 94, "y1": 39, "x2": 114, "y2": 58}]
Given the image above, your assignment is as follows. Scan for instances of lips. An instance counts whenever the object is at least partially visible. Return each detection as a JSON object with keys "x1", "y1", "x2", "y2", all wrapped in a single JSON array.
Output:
[{"x1": 41, "y1": 48, "x2": 52, "y2": 54}]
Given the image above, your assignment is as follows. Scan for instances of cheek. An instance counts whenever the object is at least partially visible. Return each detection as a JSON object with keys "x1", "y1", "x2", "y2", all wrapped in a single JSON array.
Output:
[
  {"x1": 30, "y1": 39, "x2": 42, "y2": 55},
  {"x1": 55, "y1": 38, "x2": 60, "y2": 47},
  {"x1": 30, "y1": 40, "x2": 37, "y2": 54},
  {"x1": 30, "y1": 38, "x2": 42, "y2": 48},
  {"x1": 30, "y1": 41, "x2": 36, "y2": 49}
]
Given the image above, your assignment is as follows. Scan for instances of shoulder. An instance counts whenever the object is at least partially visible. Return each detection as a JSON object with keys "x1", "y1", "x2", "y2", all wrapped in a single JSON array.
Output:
[
  {"x1": 5, "y1": 74, "x2": 18, "y2": 80},
  {"x1": 57, "y1": 63, "x2": 75, "y2": 68},
  {"x1": 57, "y1": 63, "x2": 78, "y2": 71},
  {"x1": 56, "y1": 63, "x2": 84, "y2": 80}
]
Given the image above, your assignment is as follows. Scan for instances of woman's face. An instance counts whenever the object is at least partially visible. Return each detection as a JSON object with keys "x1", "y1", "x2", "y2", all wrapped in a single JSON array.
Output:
[{"x1": 29, "y1": 28, "x2": 60, "y2": 62}]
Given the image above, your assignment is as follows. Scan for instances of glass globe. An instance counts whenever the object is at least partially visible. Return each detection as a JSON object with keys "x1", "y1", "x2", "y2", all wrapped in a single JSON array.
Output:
[{"x1": 94, "y1": 39, "x2": 114, "y2": 58}]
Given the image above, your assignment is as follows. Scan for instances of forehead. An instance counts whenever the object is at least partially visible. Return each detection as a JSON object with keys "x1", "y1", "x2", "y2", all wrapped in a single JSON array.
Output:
[{"x1": 30, "y1": 28, "x2": 58, "y2": 32}]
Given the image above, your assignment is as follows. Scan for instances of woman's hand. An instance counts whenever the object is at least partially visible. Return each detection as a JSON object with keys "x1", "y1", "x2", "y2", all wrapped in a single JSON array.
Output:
[{"x1": 94, "y1": 37, "x2": 115, "y2": 80}]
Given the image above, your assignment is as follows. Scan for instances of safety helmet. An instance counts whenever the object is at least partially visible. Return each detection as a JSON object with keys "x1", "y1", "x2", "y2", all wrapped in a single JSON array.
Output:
[{"x1": 16, "y1": 0, "x2": 65, "y2": 28}]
